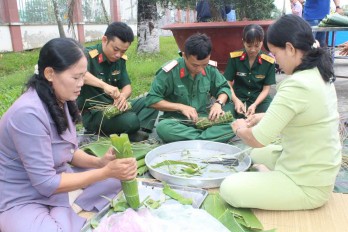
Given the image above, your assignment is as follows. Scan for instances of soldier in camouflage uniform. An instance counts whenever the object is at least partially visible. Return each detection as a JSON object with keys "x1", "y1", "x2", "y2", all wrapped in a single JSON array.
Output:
[
  {"x1": 145, "y1": 33, "x2": 235, "y2": 143},
  {"x1": 77, "y1": 22, "x2": 158, "y2": 142}
]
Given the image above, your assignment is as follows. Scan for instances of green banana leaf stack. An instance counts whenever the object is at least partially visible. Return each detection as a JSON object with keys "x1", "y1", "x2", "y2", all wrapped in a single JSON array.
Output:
[{"x1": 319, "y1": 13, "x2": 348, "y2": 27}]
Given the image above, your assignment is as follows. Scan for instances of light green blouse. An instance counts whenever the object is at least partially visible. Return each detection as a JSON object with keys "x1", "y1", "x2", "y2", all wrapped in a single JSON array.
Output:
[{"x1": 253, "y1": 68, "x2": 341, "y2": 186}]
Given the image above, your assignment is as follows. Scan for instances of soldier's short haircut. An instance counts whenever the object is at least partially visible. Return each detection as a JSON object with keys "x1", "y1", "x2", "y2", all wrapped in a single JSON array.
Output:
[
  {"x1": 104, "y1": 22, "x2": 134, "y2": 43},
  {"x1": 184, "y1": 33, "x2": 212, "y2": 60}
]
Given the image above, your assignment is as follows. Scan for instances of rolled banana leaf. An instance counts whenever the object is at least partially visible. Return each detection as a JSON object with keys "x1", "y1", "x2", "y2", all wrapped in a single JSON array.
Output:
[
  {"x1": 320, "y1": 13, "x2": 348, "y2": 27},
  {"x1": 104, "y1": 102, "x2": 132, "y2": 119},
  {"x1": 110, "y1": 134, "x2": 140, "y2": 209},
  {"x1": 195, "y1": 111, "x2": 234, "y2": 130}
]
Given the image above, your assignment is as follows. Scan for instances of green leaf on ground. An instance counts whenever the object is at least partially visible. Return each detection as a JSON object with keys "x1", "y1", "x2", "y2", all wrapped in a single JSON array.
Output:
[{"x1": 202, "y1": 193, "x2": 267, "y2": 232}]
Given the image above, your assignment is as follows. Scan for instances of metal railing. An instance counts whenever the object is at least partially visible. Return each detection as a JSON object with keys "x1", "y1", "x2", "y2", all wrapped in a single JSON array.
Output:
[{"x1": 15, "y1": 0, "x2": 110, "y2": 24}]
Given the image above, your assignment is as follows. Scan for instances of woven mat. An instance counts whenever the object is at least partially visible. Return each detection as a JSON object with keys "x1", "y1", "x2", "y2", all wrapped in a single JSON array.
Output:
[
  {"x1": 79, "y1": 190, "x2": 348, "y2": 232},
  {"x1": 253, "y1": 192, "x2": 348, "y2": 232}
]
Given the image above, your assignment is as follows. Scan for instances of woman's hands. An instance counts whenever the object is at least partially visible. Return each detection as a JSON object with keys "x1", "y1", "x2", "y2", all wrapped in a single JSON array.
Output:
[
  {"x1": 231, "y1": 112, "x2": 264, "y2": 133},
  {"x1": 104, "y1": 157, "x2": 137, "y2": 181},
  {"x1": 231, "y1": 118, "x2": 248, "y2": 135},
  {"x1": 245, "y1": 113, "x2": 264, "y2": 127},
  {"x1": 101, "y1": 148, "x2": 137, "y2": 181},
  {"x1": 338, "y1": 41, "x2": 348, "y2": 56}
]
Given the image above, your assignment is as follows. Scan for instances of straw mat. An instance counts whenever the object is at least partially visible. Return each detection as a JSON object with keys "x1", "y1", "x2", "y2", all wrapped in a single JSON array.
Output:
[{"x1": 253, "y1": 192, "x2": 348, "y2": 232}]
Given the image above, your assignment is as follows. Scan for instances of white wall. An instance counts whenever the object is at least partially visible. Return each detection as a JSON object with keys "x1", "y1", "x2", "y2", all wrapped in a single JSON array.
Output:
[
  {"x1": 84, "y1": 24, "x2": 108, "y2": 42},
  {"x1": 0, "y1": 26, "x2": 13, "y2": 52},
  {"x1": 21, "y1": 25, "x2": 78, "y2": 50}
]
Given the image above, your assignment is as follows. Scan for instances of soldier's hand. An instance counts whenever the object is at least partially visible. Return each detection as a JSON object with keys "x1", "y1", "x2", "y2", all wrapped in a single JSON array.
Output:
[
  {"x1": 114, "y1": 93, "x2": 128, "y2": 111},
  {"x1": 245, "y1": 103, "x2": 256, "y2": 117},
  {"x1": 104, "y1": 85, "x2": 120, "y2": 99},
  {"x1": 180, "y1": 104, "x2": 198, "y2": 122},
  {"x1": 234, "y1": 99, "x2": 246, "y2": 115},
  {"x1": 208, "y1": 103, "x2": 224, "y2": 121}
]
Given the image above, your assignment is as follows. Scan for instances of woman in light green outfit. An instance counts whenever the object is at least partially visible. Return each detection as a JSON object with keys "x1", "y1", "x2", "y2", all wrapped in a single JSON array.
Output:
[{"x1": 220, "y1": 14, "x2": 341, "y2": 210}]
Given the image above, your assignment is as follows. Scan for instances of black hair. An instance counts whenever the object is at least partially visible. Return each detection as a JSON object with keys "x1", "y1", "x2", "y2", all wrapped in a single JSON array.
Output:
[
  {"x1": 184, "y1": 33, "x2": 212, "y2": 60},
  {"x1": 243, "y1": 24, "x2": 264, "y2": 44},
  {"x1": 104, "y1": 22, "x2": 134, "y2": 43},
  {"x1": 265, "y1": 14, "x2": 334, "y2": 83},
  {"x1": 25, "y1": 38, "x2": 85, "y2": 134}
]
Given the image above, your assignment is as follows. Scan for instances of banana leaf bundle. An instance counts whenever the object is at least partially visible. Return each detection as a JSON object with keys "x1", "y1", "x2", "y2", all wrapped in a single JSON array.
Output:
[
  {"x1": 195, "y1": 111, "x2": 234, "y2": 130},
  {"x1": 103, "y1": 102, "x2": 132, "y2": 119},
  {"x1": 110, "y1": 133, "x2": 140, "y2": 209},
  {"x1": 88, "y1": 101, "x2": 132, "y2": 119},
  {"x1": 319, "y1": 13, "x2": 348, "y2": 27}
]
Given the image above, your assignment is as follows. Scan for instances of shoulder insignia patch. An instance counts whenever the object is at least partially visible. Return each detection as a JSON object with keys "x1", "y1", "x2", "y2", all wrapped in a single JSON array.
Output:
[
  {"x1": 260, "y1": 54, "x2": 275, "y2": 64},
  {"x1": 230, "y1": 51, "x2": 244, "y2": 58},
  {"x1": 121, "y1": 54, "x2": 128, "y2": 60},
  {"x1": 89, "y1": 49, "x2": 99, "y2": 59},
  {"x1": 208, "y1": 60, "x2": 217, "y2": 67},
  {"x1": 162, "y1": 60, "x2": 178, "y2": 72}
]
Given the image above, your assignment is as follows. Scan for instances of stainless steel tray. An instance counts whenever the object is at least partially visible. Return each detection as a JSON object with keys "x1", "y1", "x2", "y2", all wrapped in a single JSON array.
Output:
[
  {"x1": 81, "y1": 181, "x2": 208, "y2": 232},
  {"x1": 145, "y1": 140, "x2": 251, "y2": 188}
]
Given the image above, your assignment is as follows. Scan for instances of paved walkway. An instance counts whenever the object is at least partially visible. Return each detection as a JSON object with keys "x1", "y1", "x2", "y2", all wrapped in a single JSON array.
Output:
[
  {"x1": 272, "y1": 57, "x2": 348, "y2": 118},
  {"x1": 333, "y1": 58, "x2": 348, "y2": 120}
]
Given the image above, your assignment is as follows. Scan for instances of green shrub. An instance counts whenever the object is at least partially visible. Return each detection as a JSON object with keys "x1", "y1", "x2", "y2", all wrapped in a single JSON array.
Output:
[{"x1": 0, "y1": 36, "x2": 179, "y2": 118}]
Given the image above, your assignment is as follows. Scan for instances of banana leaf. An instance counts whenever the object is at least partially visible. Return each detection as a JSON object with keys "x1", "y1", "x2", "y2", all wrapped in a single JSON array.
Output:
[
  {"x1": 110, "y1": 134, "x2": 140, "y2": 209},
  {"x1": 137, "y1": 166, "x2": 149, "y2": 176},
  {"x1": 202, "y1": 193, "x2": 275, "y2": 232},
  {"x1": 81, "y1": 137, "x2": 110, "y2": 156},
  {"x1": 81, "y1": 138, "x2": 159, "y2": 160},
  {"x1": 137, "y1": 158, "x2": 146, "y2": 168},
  {"x1": 320, "y1": 13, "x2": 348, "y2": 27}
]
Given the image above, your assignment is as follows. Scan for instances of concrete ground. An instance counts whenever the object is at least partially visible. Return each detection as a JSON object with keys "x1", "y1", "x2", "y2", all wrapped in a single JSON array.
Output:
[{"x1": 333, "y1": 58, "x2": 348, "y2": 120}]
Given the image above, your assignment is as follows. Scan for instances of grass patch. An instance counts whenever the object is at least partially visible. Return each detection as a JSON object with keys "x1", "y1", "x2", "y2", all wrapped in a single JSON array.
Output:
[
  {"x1": 0, "y1": 36, "x2": 179, "y2": 117},
  {"x1": 0, "y1": 49, "x2": 39, "y2": 77}
]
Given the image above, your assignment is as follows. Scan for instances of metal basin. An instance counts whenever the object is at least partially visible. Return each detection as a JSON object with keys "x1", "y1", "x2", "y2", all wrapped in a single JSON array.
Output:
[{"x1": 145, "y1": 140, "x2": 251, "y2": 188}]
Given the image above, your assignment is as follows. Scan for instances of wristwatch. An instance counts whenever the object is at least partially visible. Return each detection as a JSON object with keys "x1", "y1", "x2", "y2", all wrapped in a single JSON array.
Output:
[{"x1": 215, "y1": 99, "x2": 224, "y2": 107}]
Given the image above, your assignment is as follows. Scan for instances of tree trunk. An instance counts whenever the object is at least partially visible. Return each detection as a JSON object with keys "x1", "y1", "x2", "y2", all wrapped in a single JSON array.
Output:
[
  {"x1": 67, "y1": 0, "x2": 76, "y2": 39},
  {"x1": 100, "y1": 0, "x2": 110, "y2": 25},
  {"x1": 137, "y1": 0, "x2": 159, "y2": 54},
  {"x1": 52, "y1": 0, "x2": 66, "y2": 38},
  {"x1": 130, "y1": 0, "x2": 134, "y2": 21},
  {"x1": 208, "y1": 0, "x2": 224, "y2": 22}
]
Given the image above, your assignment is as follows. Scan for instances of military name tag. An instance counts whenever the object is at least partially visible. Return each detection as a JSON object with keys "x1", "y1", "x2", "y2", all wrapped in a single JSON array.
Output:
[{"x1": 236, "y1": 72, "x2": 247, "y2": 77}]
